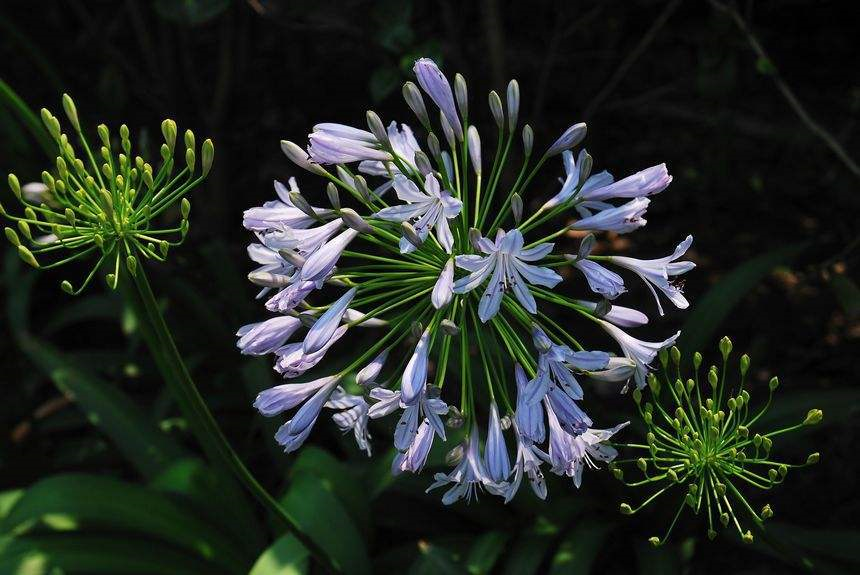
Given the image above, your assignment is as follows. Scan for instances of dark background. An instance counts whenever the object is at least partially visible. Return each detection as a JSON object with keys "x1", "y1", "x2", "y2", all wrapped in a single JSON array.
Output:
[{"x1": 1, "y1": 1, "x2": 858, "y2": 573}]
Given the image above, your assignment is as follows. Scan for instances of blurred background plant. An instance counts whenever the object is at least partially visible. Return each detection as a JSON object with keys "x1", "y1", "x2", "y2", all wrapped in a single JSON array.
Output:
[{"x1": 0, "y1": 0, "x2": 857, "y2": 573}]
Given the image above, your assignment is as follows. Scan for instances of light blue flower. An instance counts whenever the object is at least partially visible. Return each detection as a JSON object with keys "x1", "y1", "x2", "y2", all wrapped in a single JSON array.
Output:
[
  {"x1": 392, "y1": 420, "x2": 435, "y2": 475},
  {"x1": 243, "y1": 178, "x2": 331, "y2": 231},
  {"x1": 303, "y1": 288, "x2": 355, "y2": 354},
  {"x1": 432, "y1": 259, "x2": 455, "y2": 309},
  {"x1": 300, "y1": 228, "x2": 360, "y2": 283},
  {"x1": 571, "y1": 198, "x2": 650, "y2": 234},
  {"x1": 452, "y1": 229, "x2": 561, "y2": 322},
  {"x1": 599, "y1": 319, "x2": 680, "y2": 390},
  {"x1": 427, "y1": 427, "x2": 500, "y2": 505},
  {"x1": 326, "y1": 387, "x2": 372, "y2": 456},
  {"x1": 375, "y1": 174, "x2": 462, "y2": 254},
  {"x1": 610, "y1": 235, "x2": 695, "y2": 315},
  {"x1": 274, "y1": 376, "x2": 341, "y2": 452},
  {"x1": 307, "y1": 123, "x2": 392, "y2": 164}
]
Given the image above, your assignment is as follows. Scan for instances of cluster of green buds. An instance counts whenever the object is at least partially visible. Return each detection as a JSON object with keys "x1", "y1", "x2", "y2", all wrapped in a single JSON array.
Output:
[
  {"x1": 610, "y1": 336, "x2": 822, "y2": 546},
  {"x1": 1, "y1": 94, "x2": 213, "y2": 293}
]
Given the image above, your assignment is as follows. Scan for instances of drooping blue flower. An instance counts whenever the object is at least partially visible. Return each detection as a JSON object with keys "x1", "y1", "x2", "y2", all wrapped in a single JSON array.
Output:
[{"x1": 413, "y1": 58, "x2": 463, "y2": 141}]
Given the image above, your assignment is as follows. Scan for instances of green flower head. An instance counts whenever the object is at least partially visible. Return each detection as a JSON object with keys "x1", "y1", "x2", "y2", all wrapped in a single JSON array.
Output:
[
  {"x1": 611, "y1": 336, "x2": 821, "y2": 546},
  {"x1": 1, "y1": 94, "x2": 213, "y2": 294}
]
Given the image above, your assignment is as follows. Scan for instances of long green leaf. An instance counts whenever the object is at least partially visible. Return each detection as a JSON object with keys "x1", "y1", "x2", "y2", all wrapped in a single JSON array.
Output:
[
  {"x1": 280, "y1": 474, "x2": 371, "y2": 575},
  {"x1": 678, "y1": 243, "x2": 807, "y2": 353},
  {"x1": 0, "y1": 533, "x2": 229, "y2": 575},
  {"x1": 150, "y1": 457, "x2": 266, "y2": 554},
  {"x1": 16, "y1": 335, "x2": 186, "y2": 480},
  {"x1": 0, "y1": 78, "x2": 54, "y2": 156},
  {"x1": 548, "y1": 520, "x2": 613, "y2": 574},
  {"x1": 466, "y1": 530, "x2": 510, "y2": 574},
  {"x1": 0, "y1": 474, "x2": 250, "y2": 573},
  {"x1": 249, "y1": 534, "x2": 309, "y2": 575}
]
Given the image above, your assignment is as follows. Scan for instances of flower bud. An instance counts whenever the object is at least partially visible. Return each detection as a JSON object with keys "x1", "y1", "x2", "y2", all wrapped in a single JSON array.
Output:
[
  {"x1": 201, "y1": 139, "x2": 215, "y2": 176},
  {"x1": 768, "y1": 376, "x2": 779, "y2": 391},
  {"x1": 636, "y1": 458, "x2": 647, "y2": 472},
  {"x1": 366, "y1": 110, "x2": 390, "y2": 150},
  {"x1": 180, "y1": 198, "x2": 191, "y2": 219},
  {"x1": 802, "y1": 408, "x2": 823, "y2": 425},
  {"x1": 445, "y1": 443, "x2": 465, "y2": 466},
  {"x1": 402, "y1": 81, "x2": 431, "y2": 132},
  {"x1": 488, "y1": 90, "x2": 504, "y2": 129},
  {"x1": 506, "y1": 79, "x2": 520, "y2": 131},
  {"x1": 248, "y1": 271, "x2": 292, "y2": 288},
  {"x1": 8, "y1": 173, "x2": 21, "y2": 200},
  {"x1": 719, "y1": 512, "x2": 729, "y2": 527},
  {"x1": 522, "y1": 124, "x2": 533, "y2": 156},
  {"x1": 708, "y1": 369, "x2": 718, "y2": 388},
  {"x1": 761, "y1": 504, "x2": 773, "y2": 520},
  {"x1": 414, "y1": 151, "x2": 433, "y2": 176},
  {"x1": 619, "y1": 503, "x2": 633, "y2": 515},
  {"x1": 467, "y1": 126, "x2": 481, "y2": 174},
  {"x1": 341, "y1": 208, "x2": 373, "y2": 234},
  {"x1": 18, "y1": 245, "x2": 39, "y2": 268},
  {"x1": 288, "y1": 192, "x2": 318, "y2": 221},
  {"x1": 277, "y1": 249, "x2": 306, "y2": 268},
  {"x1": 742, "y1": 531, "x2": 754, "y2": 544},
  {"x1": 161, "y1": 119, "x2": 177, "y2": 151},
  {"x1": 740, "y1": 354, "x2": 750, "y2": 376},
  {"x1": 693, "y1": 351, "x2": 703, "y2": 370},
  {"x1": 577, "y1": 151, "x2": 593, "y2": 183},
  {"x1": 62, "y1": 94, "x2": 80, "y2": 132},
  {"x1": 185, "y1": 147, "x2": 196, "y2": 172},
  {"x1": 446, "y1": 406, "x2": 464, "y2": 428},
  {"x1": 658, "y1": 347, "x2": 668, "y2": 368},
  {"x1": 353, "y1": 175, "x2": 371, "y2": 202},
  {"x1": 454, "y1": 73, "x2": 468, "y2": 119},
  {"x1": 441, "y1": 319, "x2": 460, "y2": 336},
  {"x1": 61, "y1": 280, "x2": 73, "y2": 294},
  {"x1": 439, "y1": 111, "x2": 455, "y2": 149},
  {"x1": 546, "y1": 122, "x2": 587, "y2": 157},
  {"x1": 281, "y1": 140, "x2": 326, "y2": 176},
  {"x1": 427, "y1": 133, "x2": 441, "y2": 162},
  {"x1": 719, "y1": 336, "x2": 732, "y2": 360},
  {"x1": 511, "y1": 193, "x2": 523, "y2": 225},
  {"x1": 5, "y1": 227, "x2": 21, "y2": 246},
  {"x1": 670, "y1": 346, "x2": 681, "y2": 365},
  {"x1": 806, "y1": 452, "x2": 819, "y2": 464},
  {"x1": 410, "y1": 321, "x2": 424, "y2": 339},
  {"x1": 126, "y1": 255, "x2": 138, "y2": 276}
]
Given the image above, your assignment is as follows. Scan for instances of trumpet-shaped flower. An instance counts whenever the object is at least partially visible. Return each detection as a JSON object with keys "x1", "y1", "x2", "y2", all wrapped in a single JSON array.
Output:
[{"x1": 610, "y1": 235, "x2": 695, "y2": 315}]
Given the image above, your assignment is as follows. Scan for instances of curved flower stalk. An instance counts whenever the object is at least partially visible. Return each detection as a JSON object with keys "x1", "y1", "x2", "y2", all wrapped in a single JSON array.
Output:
[
  {"x1": 243, "y1": 57, "x2": 694, "y2": 504},
  {"x1": 1, "y1": 96, "x2": 340, "y2": 572},
  {"x1": 611, "y1": 337, "x2": 822, "y2": 546}
]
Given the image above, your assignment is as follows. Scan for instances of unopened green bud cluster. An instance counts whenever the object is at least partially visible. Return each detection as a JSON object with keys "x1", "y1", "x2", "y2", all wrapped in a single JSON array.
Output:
[
  {"x1": 611, "y1": 336, "x2": 822, "y2": 546},
  {"x1": 2, "y1": 94, "x2": 213, "y2": 294}
]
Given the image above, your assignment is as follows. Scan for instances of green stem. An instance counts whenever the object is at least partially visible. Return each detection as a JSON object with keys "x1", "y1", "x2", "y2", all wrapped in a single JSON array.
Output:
[{"x1": 119, "y1": 262, "x2": 340, "y2": 574}]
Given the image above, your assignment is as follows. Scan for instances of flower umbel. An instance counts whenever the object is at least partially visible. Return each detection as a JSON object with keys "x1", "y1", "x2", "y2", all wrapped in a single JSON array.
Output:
[
  {"x1": 611, "y1": 337, "x2": 822, "y2": 545},
  {"x1": 2, "y1": 95, "x2": 213, "y2": 294},
  {"x1": 242, "y1": 58, "x2": 693, "y2": 504}
]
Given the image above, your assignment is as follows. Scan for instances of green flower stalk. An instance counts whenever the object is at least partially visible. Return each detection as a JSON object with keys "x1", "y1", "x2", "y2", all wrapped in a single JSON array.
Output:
[
  {"x1": 1, "y1": 94, "x2": 213, "y2": 294},
  {"x1": 611, "y1": 336, "x2": 822, "y2": 546}
]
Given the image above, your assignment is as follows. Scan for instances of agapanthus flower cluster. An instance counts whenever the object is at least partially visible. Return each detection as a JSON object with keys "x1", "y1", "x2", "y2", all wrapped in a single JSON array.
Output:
[
  {"x1": 1, "y1": 95, "x2": 213, "y2": 293},
  {"x1": 611, "y1": 337, "x2": 822, "y2": 545},
  {"x1": 240, "y1": 58, "x2": 694, "y2": 503}
]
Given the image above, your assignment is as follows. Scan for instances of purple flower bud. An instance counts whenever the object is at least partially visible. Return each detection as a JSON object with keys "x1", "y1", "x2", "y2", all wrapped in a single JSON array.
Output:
[{"x1": 413, "y1": 58, "x2": 463, "y2": 141}]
